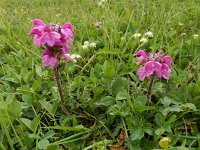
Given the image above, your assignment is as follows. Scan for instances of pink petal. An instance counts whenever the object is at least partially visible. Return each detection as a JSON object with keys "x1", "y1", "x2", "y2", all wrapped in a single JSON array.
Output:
[
  {"x1": 162, "y1": 63, "x2": 172, "y2": 79},
  {"x1": 32, "y1": 19, "x2": 46, "y2": 27},
  {"x1": 61, "y1": 22, "x2": 74, "y2": 35},
  {"x1": 163, "y1": 56, "x2": 172, "y2": 66},
  {"x1": 154, "y1": 61, "x2": 162, "y2": 78},
  {"x1": 137, "y1": 66, "x2": 147, "y2": 81},
  {"x1": 144, "y1": 61, "x2": 154, "y2": 76},
  {"x1": 58, "y1": 52, "x2": 71, "y2": 62},
  {"x1": 135, "y1": 50, "x2": 148, "y2": 65},
  {"x1": 33, "y1": 35, "x2": 42, "y2": 48},
  {"x1": 42, "y1": 50, "x2": 57, "y2": 68},
  {"x1": 61, "y1": 44, "x2": 71, "y2": 53}
]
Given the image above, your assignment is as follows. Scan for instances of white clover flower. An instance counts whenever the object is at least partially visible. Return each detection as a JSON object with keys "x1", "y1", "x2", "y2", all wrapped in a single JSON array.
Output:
[
  {"x1": 84, "y1": 41, "x2": 90, "y2": 46},
  {"x1": 82, "y1": 44, "x2": 89, "y2": 50},
  {"x1": 144, "y1": 31, "x2": 154, "y2": 38},
  {"x1": 193, "y1": 34, "x2": 199, "y2": 39},
  {"x1": 133, "y1": 33, "x2": 142, "y2": 38},
  {"x1": 140, "y1": 37, "x2": 148, "y2": 43},
  {"x1": 70, "y1": 54, "x2": 81, "y2": 63},
  {"x1": 90, "y1": 42, "x2": 96, "y2": 48},
  {"x1": 180, "y1": 33, "x2": 186, "y2": 36}
]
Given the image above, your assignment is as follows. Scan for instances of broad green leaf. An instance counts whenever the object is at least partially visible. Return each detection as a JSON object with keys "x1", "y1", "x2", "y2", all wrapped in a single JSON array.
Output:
[
  {"x1": 42, "y1": 130, "x2": 55, "y2": 140},
  {"x1": 131, "y1": 128, "x2": 144, "y2": 140},
  {"x1": 38, "y1": 139, "x2": 49, "y2": 150},
  {"x1": 155, "y1": 113, "x2": 165, "y2": 126},
  {"x1": 108, "y1": 101, "x2": 130, "y2": 117},
  {"x1": 8, "y1": 100, "x2": 22, "y2": 118},
  {"x1": 102, "y1": 60, "x2": 115, "y2": 78},
  {"x1": 134, "y1": 95, "x2": 148, "y2": 107},
  {"x1": 155, "y1": 127, "x2": 165, "y2": 136},
  {"x1": 116, "y1": 91, "x2": 129, "y2": 100},
  {"x1": 39, "y1": 100, "x2": 53, "y2": 116},
  {"x1": 19, "y1": 118, "x2": 33, "y2": 131},
  {"x1": 161, "y1": 97, "x2": 172, "y2": 107},
  {"x1": 95, "y1": 96, "x2": 115, "y2": 106},
  {"x1": 111, "y1": 77, "x2": 128, "y2": 97},
  {"x1": 6, "y1": 94, "x2": 15, "y2": 105},
  {"x1": 35, "y1": 65, "x2": 43, "y2": 77},
  {"x1": 143, "y1": 127, "x2": 153, "y2": 135},
  {"x1": 17, "y1": 85, "x2": 33, "y2": 95},
  {"x1": 32, "y1": 77, "x2": 42, "y2": 91}
]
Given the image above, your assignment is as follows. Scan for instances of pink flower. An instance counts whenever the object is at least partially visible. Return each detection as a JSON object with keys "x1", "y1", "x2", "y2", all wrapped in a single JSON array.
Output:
[
  {"x1": 135, "y1": 50, "x2": 148, "y2": 65},
  {"x1": 42, "y1": 50, "x2": 58, "y2": 68},
  {"x1": 29, "y1": 19, "x2": 74, "y2": 68},
  {"x1": 135, "y1": 50, "x2": 172, "y2": 80}
]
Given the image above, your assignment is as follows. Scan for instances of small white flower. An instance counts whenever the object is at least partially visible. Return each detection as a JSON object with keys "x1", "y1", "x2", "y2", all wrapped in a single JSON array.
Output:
[
  {"x1": 180, "y1": 33, "x2": 186, "y2": 36},
  {"x1": 84, "y1": 41, "x2": 90, "y2": 46},
  {"x1": 144, "y1": 31, "x2": 154, "y2": 38},
  {"x1": 133, "y1": 33, "x2": 142, "y2": 38},
  {"x1": 82, "y1": 45, "x2": 89, "y2": 50},
  {"x1": 70, "y1": 54, "x2": 81, "y2": 63},
  {"x1": 90, "y1": 42, "x2": 96, "y2": 48},
  {"x1": 140, "y1": 37, "x2": 148, "y2": 43},
  {"x1": 56, "y1": 14, "x2": 61, "y2": 17},
  {"x1": 121, "y1": 36, "x2": 125, "y2": 41},
  {"x1": 193, "y1": 34, "x2": 199, "y2": 39}
]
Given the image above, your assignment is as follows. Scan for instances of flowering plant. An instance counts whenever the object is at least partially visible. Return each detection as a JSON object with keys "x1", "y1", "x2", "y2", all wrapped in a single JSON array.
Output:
[
  {"x1": 29, "y1": 19, "x2": 74, "y2": 68},
  {"x1": 135, "y1": 50, "x2": 172, "y2": 81},
  {"x1": 135, "y1": 50, "x2": 172, "y2": 96},
  {"x1": 29, "y1": 19, "x2": 74, "y2": 115}
]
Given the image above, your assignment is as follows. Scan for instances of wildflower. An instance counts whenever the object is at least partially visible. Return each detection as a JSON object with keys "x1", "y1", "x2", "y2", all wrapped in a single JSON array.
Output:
[
  {"x1": 29, "y1": 19, "x2": 74, "y2": 68},
  {"x1": 82, "y1": 45, "x2": 89, "y2": 50},
  {"x1": 70, "y1": 54, "x2": 81, "y2": 63},
  {"x1": 159, "y1": 137, "x2": 171, "y2": 149},
  {"x1": 133, "y1": 32, "x2": 142, "y2": 38},
  {"x1": 144, "y1": 31, "x2": 154, "y2": 38},
  {"x1": 90, "y1": 42, "x2": 96, "y2": 48},
  {"x1": 135, "y1": 50, "x2": 172, "y2": 80},
  {"x1": 140, "y1": 37, "x2": 148, "y2": 43},
  {"x1": 84, "y1": 41, "x2": 89, "y2": 46},
  {"x1": 121, "y1": 36, "x2": 125, "y2": 41},
  {"x1": 180, "y1": 33, "x2": 186, "y2": 36},
  {"x1": 193, "y1": 34, "x2": 199, "y2": 39}
]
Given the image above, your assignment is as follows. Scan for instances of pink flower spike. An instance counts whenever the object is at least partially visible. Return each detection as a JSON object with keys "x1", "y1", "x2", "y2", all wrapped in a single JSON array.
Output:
[
  {"x1": 42, "y1": 50, "x2": 58, "y2": 68},
  {"x1": 135, "y1": 50, "x2": 148, "y2": 65},
  {"x1": 162, "y1": 56, "x2": 172, "y2": 66}
]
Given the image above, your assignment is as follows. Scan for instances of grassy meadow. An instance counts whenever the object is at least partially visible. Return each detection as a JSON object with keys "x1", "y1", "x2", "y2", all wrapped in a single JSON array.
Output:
[{"x1": 0, "y1": 0, "x2": 200, "y2": 149}]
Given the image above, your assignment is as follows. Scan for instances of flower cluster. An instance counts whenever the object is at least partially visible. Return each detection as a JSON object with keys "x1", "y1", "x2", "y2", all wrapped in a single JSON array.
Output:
[
  {"x1": 82, "y1": 41, "x2": 96, "y2": 50},
  {"x1": 29, "y1": 19, "x2": 74, "y2": 68},
  {"x1": 135, "y1": 50, "x2": 172, "y2": 80},
  {"x1": 133, "y1": 31, "x2": 154, "y2": 44}
]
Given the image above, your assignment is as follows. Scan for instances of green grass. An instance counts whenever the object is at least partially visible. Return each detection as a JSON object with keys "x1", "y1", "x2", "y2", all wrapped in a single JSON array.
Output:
[{"x1": 0, "y1": 0, "x2": 200, "y2": 149}]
